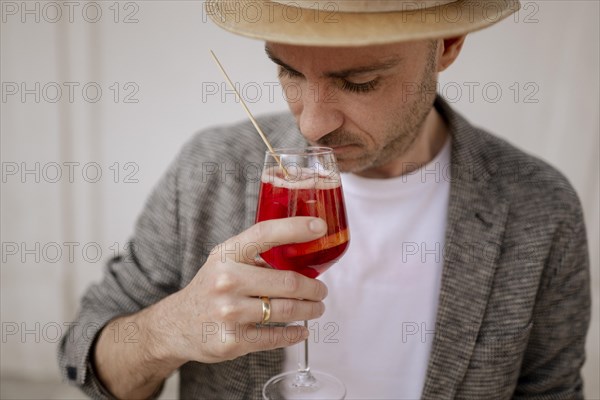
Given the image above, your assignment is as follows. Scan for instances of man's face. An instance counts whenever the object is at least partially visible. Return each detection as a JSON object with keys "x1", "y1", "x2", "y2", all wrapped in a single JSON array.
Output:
[{"x1": 265, "y1": 41, "x2": 439, "y2": 173}]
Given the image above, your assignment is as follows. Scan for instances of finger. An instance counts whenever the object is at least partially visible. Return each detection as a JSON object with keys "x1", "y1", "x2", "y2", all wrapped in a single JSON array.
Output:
[
  {"x1": 265, "y1": 298, "x2": 325, "y2": 324},
  {"x1": 244, "y1": 297, "x2": 325, "y2": 325},
  {"x1": 221, "y1": 217, "x2": 327, "y2": 264},
  {"x1": 236, "y1": 263, "x2": 328, "y2": 302},
  {"x1": 200, "y1": 324, "x2": 308, "y2": 362},
  {"x1": 211, "y1": 296, "x2": 325, "y2": 325},
  {"x1": 241, "y1": 325, "x2": 309, "y2": 352}
]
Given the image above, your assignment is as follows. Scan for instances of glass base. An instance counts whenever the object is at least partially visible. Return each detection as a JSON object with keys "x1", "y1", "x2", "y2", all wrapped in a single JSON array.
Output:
[{"x1": 263, "y1": 369, "x2": 346, "y2": 400}]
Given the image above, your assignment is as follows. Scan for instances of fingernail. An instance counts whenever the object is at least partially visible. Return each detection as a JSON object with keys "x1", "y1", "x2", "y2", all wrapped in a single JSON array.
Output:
[
  {"x1": 300, "y1": 328, "x2": 310, "y2": 340},
  {"x1": 309, "y1": 218, "x2": 327, "y2": 233}
]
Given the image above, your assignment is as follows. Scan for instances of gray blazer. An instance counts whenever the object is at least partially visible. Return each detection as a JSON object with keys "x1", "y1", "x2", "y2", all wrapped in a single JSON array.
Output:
[{"x1": 58, "y1": 97, "x2": 591, "y2": 399}]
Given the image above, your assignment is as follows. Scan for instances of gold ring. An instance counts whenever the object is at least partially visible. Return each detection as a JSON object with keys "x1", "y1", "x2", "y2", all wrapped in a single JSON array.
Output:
[{"x1": 260, "y1": 296, "x2": 271, "y2": 325}]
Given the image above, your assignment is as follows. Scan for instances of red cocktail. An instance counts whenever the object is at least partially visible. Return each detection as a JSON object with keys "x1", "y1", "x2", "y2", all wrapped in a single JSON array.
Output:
[{"x1": 256, "y1": 173, "x2": 349, "y2": 278}]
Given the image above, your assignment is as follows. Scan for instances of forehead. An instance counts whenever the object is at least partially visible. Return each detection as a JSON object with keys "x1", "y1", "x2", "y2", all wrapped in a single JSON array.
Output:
[{"x1": 265, "y1": 41, "x2": 430, "y2": 70}]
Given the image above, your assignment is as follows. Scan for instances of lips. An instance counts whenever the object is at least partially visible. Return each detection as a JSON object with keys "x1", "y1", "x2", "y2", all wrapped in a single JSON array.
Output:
[{"x1": 330, "y1": 144, "x2": 358, "y2": 153}]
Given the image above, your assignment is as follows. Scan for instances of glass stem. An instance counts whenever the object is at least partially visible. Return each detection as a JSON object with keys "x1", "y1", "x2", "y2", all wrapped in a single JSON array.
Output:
[
  {"x1": 293, "y1": 320, "x2": 316, "y2": 387},
  {"x1": 299, "y1": 320, "x2": 309, "y2": 372}
]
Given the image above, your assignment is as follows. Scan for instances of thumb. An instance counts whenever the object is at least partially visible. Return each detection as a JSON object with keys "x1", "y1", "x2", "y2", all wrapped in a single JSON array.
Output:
[{"x1": 221, "y1": 217, "x2": 327, "y2": 264}]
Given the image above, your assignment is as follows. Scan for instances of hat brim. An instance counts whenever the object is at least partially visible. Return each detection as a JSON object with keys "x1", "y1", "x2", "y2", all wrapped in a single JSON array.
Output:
[{"x1": 206, "y1": 0, "x2": 521, "y2": 46}]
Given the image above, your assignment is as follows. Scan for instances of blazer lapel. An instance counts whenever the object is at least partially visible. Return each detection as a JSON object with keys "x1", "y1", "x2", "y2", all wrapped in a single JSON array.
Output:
[{"x1": 421, "y1": 98, "x2": 510, "y2": 399}]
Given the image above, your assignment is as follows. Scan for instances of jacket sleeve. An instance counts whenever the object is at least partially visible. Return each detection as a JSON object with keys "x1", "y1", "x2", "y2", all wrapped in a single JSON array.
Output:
[
  {"x1": 57, "y1": 154, "x2": 184, "y2": 399},
  {"x1": 513, "y1": 200, "x2": 591, "y2": 399}
]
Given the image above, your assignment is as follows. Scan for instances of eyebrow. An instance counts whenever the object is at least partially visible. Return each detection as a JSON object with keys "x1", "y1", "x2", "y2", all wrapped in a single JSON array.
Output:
[{"x1": 264, "y1": 46, "x2": 401, "y2": 79}]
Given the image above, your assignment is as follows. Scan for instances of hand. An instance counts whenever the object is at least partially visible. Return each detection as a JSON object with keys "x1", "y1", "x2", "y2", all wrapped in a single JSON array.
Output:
[{"x1": 150, "y1": 217, "x2": 329, "y2": 365}]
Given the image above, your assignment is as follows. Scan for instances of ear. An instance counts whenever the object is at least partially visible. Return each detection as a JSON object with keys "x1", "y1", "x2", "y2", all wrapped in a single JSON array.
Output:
[{"x1": 436, "y1": 35, "x2": 467, "y2": 72}]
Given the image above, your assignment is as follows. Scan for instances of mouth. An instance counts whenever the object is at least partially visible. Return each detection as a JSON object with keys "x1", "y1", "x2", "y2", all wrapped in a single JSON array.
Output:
[{"x1": 329, "y1": 144, "x2": 359, "y2": 154}]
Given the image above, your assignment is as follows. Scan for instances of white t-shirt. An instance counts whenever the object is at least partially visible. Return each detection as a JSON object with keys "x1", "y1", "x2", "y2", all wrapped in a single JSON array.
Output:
[{"x1": 284, "y1": 137, "x2": 451, "y2": 399}]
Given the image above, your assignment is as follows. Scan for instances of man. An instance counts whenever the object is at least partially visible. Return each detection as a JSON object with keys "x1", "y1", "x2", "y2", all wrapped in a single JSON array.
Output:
[{"x1": 58, "y1": 0, "x2": 591, "y2": 399}]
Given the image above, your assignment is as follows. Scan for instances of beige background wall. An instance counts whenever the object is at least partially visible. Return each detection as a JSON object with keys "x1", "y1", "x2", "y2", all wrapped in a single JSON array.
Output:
[{"x1": 1, "y1": 1, "x2": 598, "y2": 398}]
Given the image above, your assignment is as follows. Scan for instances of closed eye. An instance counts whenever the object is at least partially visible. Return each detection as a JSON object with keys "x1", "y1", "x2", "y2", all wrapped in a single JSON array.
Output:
[
  {"x1": 278, "y1": 67, "x2": 303, "y2": 79},
  {"x1": 339, "y1": 79, "x2": 379, "y2": 93},
  {"x1": 279, "y1": 67, "x2": 379, "y2": 94}
]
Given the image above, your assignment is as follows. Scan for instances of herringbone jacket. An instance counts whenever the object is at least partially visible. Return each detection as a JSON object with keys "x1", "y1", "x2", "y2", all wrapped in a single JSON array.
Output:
[{"x1": 58, "y1": 97, "x2": 591, "y2": 399}]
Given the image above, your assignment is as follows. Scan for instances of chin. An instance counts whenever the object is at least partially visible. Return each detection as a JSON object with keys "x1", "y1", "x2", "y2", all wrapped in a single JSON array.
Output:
[{"x1": 336, "y1": 157, "x2": 373, "y2": 174}]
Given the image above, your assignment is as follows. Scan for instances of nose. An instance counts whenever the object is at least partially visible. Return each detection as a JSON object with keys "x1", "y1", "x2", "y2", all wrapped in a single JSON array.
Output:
[{"x1": 295, "y1": 82, "x2": 343, "y2": 143}]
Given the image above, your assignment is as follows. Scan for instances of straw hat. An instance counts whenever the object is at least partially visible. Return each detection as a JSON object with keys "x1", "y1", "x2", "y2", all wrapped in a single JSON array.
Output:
[{"x1": 206, "y1": 0, "x2": 521, "y2": 46}]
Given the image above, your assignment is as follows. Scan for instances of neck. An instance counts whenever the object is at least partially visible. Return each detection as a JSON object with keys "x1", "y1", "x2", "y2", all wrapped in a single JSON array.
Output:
[{"x1": 355, "y1": 108, "x2": 448, "y2": 179}]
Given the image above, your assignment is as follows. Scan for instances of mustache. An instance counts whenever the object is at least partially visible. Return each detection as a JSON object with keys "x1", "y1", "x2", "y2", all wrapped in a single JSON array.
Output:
[{"x1": 311, "y1": 129, "x2": 364, "y2": 147}]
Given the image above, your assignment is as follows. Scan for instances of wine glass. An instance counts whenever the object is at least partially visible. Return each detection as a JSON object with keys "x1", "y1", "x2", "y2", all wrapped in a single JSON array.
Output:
[{"x1": 255, "y1": 147, "x2": 350, "y2": 400}]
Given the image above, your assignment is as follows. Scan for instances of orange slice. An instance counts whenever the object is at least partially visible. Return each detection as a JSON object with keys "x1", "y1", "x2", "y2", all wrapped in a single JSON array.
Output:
[{"x1": 293, "y1": 228, "x2": 349, "y2": 255}]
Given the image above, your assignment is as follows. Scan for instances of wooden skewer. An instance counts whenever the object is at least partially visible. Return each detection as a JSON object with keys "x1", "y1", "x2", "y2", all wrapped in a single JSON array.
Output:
[{"x1": 209, "y1": 50, "x2": 289, "y2": 178}]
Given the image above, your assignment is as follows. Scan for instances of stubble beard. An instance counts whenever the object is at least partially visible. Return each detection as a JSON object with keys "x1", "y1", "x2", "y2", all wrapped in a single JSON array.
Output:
[
  {"x1": 320, "y1": 45, "x2": 439, "y2": 174},
  {"x1": 359, "y1": 64, "x2": 438, "y2": 173}
]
